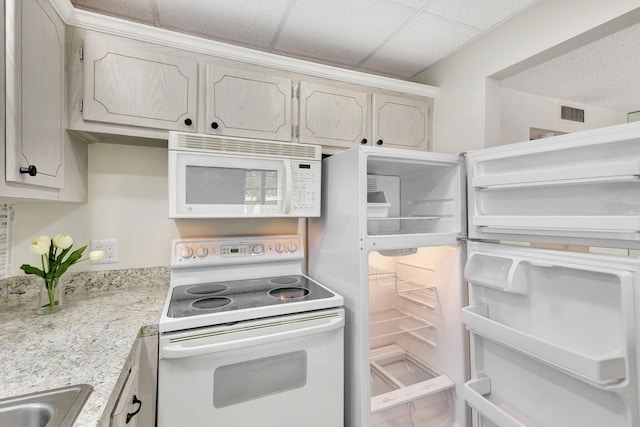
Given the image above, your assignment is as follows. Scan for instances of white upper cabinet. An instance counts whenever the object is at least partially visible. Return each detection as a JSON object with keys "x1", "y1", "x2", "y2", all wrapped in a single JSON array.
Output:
[
  {"x1": 5, "y1": 0, "x2": 65, "y2": 190},
  {"x1": 67, "y1": 26, "x2": 435, "y2": 151},
  {"x1": 298, "y1": 82, "x2": 430, "y2": 151},
  {"x1": 372, "y1": 93, "x2": 429, "y2": 150},
  {"x1": 205, "y1": 66, "x2": 292, "y2": 141},
  {"x1": 298, "y1": 81, "x2": 368, "y2": 149},
  {"x1": 82, "y1": 36, "x2": 198, "y2": 132}
]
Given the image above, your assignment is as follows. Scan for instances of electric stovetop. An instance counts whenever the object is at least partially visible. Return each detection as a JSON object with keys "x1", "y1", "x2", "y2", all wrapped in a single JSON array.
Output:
[{"x1": 166, "y1": 274, "x2": 336, "y2": 319}]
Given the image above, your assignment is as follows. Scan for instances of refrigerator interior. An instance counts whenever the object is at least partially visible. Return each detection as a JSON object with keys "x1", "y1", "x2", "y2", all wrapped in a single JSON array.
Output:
[
  {"x1": 368, "y1": 245, "x2": 466, "y2": 427},
  {"x1": 366, "y1": 153, "x2": 462, "y2": 238}
]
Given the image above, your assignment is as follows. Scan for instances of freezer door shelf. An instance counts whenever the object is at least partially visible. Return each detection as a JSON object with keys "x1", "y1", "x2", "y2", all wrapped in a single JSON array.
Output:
[
  {"x1": 466, "y1": 121, "x2": 640, "y2": 248},
  {"x1": 370, "y1": 344, "x2": 455, "y2": 415}
]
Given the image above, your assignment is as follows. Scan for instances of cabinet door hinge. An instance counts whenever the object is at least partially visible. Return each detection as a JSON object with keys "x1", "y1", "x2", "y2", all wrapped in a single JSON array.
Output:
[
  {"x1": 79, "y1": 98, "x2": 83, "y2": 113},
  {"x1": 79, "y1": 46, "x2": 84, "y2": 62}
]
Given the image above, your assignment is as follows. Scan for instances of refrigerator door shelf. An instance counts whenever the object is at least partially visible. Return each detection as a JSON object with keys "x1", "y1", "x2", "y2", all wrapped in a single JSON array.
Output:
[
  {"x1": 468, "y1": 338, "x2": 635, "y2": 427},
  {"x1": 463, "y1": 304, "x2": 627, "y2": 385},
  {"x1": 463, "y1": 377, "x2": 528, "y2": 427}
]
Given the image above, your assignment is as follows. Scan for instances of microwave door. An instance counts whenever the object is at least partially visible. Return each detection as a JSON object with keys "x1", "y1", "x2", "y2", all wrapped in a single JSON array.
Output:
[{"x1": 173, "y1": 152, "x2": 286, "y2": 218}]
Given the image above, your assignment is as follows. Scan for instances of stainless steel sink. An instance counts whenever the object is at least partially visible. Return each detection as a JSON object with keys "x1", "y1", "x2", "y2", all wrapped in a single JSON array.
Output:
[{"x1": 0, "y1": 384, "x2": 92, "y2": 427}]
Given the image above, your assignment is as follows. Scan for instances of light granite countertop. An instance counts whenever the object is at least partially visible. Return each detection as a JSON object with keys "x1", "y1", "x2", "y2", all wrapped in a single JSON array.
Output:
[{"x1": 0, "y1": 267, "x2": 169, "y2": 426}]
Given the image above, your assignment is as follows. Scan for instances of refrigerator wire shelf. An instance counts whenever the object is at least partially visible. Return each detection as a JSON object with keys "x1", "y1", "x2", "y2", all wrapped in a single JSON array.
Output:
[
  {"x1": 369, "y1": 308, "x2": 435, "y2": 341},
  {"x1": 369, "y1": 270, "x2": 439, "y2": 309}
]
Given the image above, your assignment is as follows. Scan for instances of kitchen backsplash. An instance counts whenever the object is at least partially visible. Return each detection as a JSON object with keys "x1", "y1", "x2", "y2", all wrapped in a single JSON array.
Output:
[{"x1": 0, "y1": 266, "x2": 169, "y2": 306}]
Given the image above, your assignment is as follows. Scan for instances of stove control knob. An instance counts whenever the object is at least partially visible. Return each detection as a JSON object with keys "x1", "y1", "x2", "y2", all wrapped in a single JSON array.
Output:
[
  {"x1": 252, "y1": 244, "x2": 264, "y2": 255},
  {"x1": 180, "y1": 246, "x2": 194, "y2": 259},
  {"x1": 275, "y1": 242, "x2": 286, "y2": 254},
  {"x1": 287, "y1": 242, "x2": 298, "y2": 253},
  {"x1": 195, "y1": 246, "x2": 208, "y2": 258}
]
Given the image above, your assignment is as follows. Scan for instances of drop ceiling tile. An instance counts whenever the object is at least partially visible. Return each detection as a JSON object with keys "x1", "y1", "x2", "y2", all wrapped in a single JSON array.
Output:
[
  {"x1": 421, "y1": 0, "x2": 539, "y2": 30},
  {"x1": 71, "y1": 0, "x2": 157, "y2": 24},
  {"x1": 155, "y1": 0, "x2": 291, "y2": 49},
  {"x1": 361, "y1": 12, "x2": 480, "y2": 78},
  {"x1": 385, "y1": 0, "x2": 427, "y2": 10},
  {"x1": 274, "y1": 0, "x2": 416, "y2": 66}
]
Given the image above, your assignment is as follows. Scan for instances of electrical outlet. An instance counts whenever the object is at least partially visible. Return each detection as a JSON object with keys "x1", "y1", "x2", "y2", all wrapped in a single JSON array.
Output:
[{"x1": 90, "y1": 238, "x2": 118, "y2": 264}]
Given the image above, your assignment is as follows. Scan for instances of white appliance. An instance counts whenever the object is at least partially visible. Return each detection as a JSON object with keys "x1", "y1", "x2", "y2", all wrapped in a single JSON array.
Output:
[
  {"x1": 168, "y1": 131, "x2": 322, "y2": 218},
  {"x1": 157, "y1": 235, "x2": 344, "y2": 427},
  {"x1": 308, "y1": 121, "x2": 640, "y2": 427}
]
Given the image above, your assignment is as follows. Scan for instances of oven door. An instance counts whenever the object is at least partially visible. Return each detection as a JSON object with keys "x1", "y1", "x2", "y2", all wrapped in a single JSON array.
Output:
[
  {"x1": 169, "y1": 150, "x2": 290, "y2": 218},
  {"x1": 157, "y1": 308, "x2": 344, "y2": 427}
]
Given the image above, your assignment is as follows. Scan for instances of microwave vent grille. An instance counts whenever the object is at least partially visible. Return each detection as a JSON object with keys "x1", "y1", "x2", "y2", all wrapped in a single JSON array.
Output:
[{"x1": 173, "y1": 133, "x2": 320, "y2": 160}]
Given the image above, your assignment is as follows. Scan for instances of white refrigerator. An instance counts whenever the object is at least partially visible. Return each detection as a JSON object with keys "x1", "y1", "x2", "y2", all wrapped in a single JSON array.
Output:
[{"x1": 308, "y1": 121, "x2": 640, "y2": 427}]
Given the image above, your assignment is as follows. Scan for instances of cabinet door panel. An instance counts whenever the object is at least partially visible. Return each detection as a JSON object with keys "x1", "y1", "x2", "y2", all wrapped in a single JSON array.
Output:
[
  {"x1": 206, "y1": 66, "x2": 292, "y2": 141},
  {"x1": 5, "y1": 0, "x2": 64, "y2": 189},
  {"x1": 372, "y1": 93, "x2": 428, "y2": 150},
  {"x1": 83, "y1": 37, "x2": 197, "y2": 131},
  {"x1": 299, "y1": 82, "x2": 368, "y2": 148}
]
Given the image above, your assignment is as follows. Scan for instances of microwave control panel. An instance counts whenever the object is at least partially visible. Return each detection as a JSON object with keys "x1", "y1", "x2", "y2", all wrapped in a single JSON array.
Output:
[{"x1": 291, "y1": 160, "x2": 321, "y2": 216}]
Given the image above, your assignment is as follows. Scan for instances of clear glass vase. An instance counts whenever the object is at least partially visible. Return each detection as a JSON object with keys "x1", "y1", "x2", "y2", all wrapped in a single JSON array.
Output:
[{"x1": 37, "y1": 276, "x2": 62, "y2": 315}]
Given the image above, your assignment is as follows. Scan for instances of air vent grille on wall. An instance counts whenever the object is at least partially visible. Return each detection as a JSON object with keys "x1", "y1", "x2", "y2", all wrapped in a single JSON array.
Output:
[
  {"x1": 561, "y1": 105, "x2": 585, "y2": 123},
  {"x1": 170, "y1": 132, "x2": 320, "y2": 161}
]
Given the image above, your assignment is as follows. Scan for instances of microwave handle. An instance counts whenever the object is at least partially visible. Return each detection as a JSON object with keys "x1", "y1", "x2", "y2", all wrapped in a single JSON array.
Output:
[{"x1": 283, "y1": 161, "x2": 293, "y2": 215}]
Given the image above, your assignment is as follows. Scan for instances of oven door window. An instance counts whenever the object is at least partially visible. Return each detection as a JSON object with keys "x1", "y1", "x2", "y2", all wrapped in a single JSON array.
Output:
[
  {"x1": 175, "y1": 152, "x2": 285, "y2": 216},
  {"x1": 213, "y1": 350, "x2": 307, "y2": 408}
]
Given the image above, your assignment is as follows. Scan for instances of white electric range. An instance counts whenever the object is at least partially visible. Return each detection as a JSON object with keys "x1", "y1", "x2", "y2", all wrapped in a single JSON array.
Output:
[{"x1": 157, "y1": 235, "x2": 345, "y2": 427}]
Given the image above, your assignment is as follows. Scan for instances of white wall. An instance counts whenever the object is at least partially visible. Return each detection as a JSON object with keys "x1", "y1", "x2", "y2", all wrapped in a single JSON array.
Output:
[
  {"x1": 11, "y1": 142, "x2": 299, "y2": 276},
  {"x1": 414, "y1": 0, "x2": 640, "y2": 154},
  {"x1": 500, "y1": 87, "x2": 628, "y2": 144}
]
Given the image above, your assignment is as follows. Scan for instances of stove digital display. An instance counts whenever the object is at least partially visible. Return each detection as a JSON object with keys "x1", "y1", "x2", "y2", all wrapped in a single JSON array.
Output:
[{"x1": 230, "y1": 248, "x2": 239, "y2": 254}]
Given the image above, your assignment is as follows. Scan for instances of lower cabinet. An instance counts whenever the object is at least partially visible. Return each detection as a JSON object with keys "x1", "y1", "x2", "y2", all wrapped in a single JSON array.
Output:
[{"x1": 110, "y1": 334, "x2": 158, "y2": 427}]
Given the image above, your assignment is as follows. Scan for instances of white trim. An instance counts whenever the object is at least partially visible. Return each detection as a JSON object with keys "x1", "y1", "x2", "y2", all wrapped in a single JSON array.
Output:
[{"x1": 50, "y1": 0, "x2": 438, "y2": 98}]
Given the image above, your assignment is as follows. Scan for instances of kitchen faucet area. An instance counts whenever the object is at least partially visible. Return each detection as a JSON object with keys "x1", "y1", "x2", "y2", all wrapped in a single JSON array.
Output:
[{"x1": 1, "y1": 1, "x2": 640, "y2": 426}]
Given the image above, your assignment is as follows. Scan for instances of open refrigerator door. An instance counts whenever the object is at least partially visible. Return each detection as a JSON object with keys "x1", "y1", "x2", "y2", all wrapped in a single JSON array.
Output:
[{"x1": 309, "y1": 121, "x2": 640, "y2": 427}]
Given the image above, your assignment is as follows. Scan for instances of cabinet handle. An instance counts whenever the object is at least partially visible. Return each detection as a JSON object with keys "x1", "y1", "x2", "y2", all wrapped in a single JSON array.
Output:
[
  {"x1": 19, "y1": 165, "x2": 37, "y2": 176},
  {"x1": 184, "y1": 118, "x2": 193, "y2": 126},
  {"x1": 126, "y1": 395, "x2": 142, "y2": 424},
  {"x1": 376, "y1": 139, "x2": 384, "y2": 146},
  {"x1": 211, "y1": 122, "x2": 219, "y2": 129},
  {"x1": 360, "y1": 138, "x2": 368, "y2": 145}
]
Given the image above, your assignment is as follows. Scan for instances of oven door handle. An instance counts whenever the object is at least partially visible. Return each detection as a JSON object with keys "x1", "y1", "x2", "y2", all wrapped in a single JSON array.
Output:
[{"x1": 161, "y1": 311, "x2": 344, "y2": 359}]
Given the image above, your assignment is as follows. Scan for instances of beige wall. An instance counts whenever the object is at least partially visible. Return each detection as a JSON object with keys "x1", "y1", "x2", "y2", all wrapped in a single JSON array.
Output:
[
  {"x1": 11, "y1": 142, "x2": 299, "y2": 276},
  {"x1": 500, "y1": 88, "x2": 628, "y2": 144},
  {"x1": 414, "y1": 0, "x2": 640, "y2": 154}
]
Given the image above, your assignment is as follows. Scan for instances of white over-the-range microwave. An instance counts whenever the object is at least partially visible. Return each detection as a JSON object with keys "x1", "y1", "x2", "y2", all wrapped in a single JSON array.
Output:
[{"x1": 168, "y1": 132, "x2": 322, "y2": 218}]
